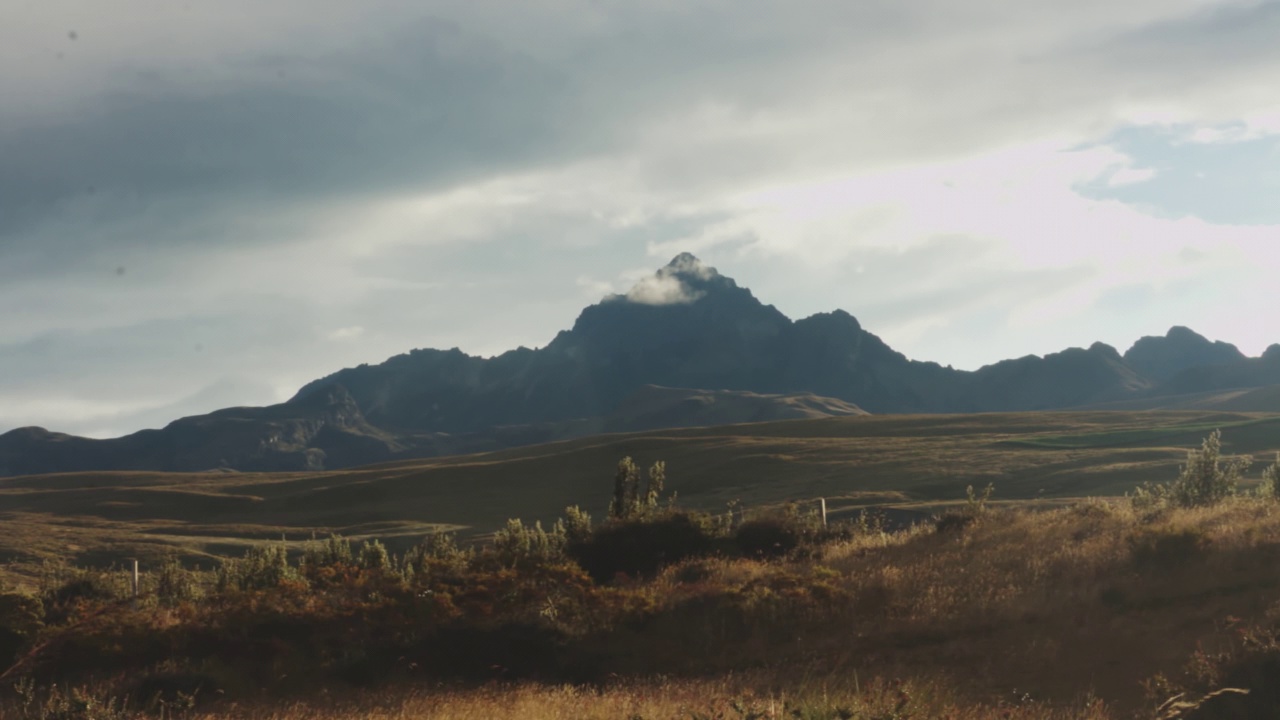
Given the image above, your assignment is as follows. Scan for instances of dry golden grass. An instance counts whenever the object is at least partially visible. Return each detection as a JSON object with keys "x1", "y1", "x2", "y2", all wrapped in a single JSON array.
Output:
[
  {"x1": 12, "y1": 496, "x2": 1280, "y2": 717},
  {"x1": 147, "y1": 678, "x2": 1114, "y2": 720},
  {"x1": 805, "y1": 498, "x2": 1280, "y2": 710}
]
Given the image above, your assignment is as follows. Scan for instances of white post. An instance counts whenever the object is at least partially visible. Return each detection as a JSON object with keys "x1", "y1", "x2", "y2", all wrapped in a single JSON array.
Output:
[
  {"x1": 131, "y1": 560, "x2": 139, "y2": 610},
  {"x1": 819, "y1": 498, "x2": 828, "y2": 528}
]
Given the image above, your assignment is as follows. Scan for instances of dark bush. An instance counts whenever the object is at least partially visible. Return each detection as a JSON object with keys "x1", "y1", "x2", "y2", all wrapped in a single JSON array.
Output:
[
  {"x1": 0, "y1": 592, "x2": 43, "y2": 668},
  {"x1": 933, "y1": 510, "x2": 979, "y2": 534},
  {"x1": 411, "y1": 622, "x2": 570, "y2": 680},
  {"x1": 734, "y1": 517, "x2": 804, "y2": 558},
  {"x1": 42, "y1": 572, "x2": 122, "y2": 624},
  {"x1": 568, "y1": 511, "x2": 718, "y2": 582},
  {"x1": 1129, "y1": 526, "x2": 1209, "y2": 570}
]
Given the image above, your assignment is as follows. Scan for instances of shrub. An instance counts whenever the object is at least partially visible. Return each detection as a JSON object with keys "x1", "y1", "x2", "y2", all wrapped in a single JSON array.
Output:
[
  {"x1": 1170, "y1": 430, "x2": 1250, "y2": 507},
  {"x1": 154, "y1": 557, "x2": 201, "y2": 608},
  {"x1": 357, "y1": 540, "x2": 391, "y2": 572},
  {"x1": 568, "y1": 511, "x2": 719, "y2": 582},
  {"x1": 216, "y1": 544, "x2": 301, "y2": 593},
  {"x1": 491, "y1": 519, "x2": 566, "y2": 569},
  {"x1": 734, "y1": 516, "x2": 804, "y2": 558},
  {"x1": 402, "y1": 531, "x2": 472, "y2": 582},
  {"x1": 1132, "y1": 431, "x2": 1251, "y2": 510},
  {"x1": 40, "y1": 568, "x2": 126, "y2": 623},
  {"x1": 558, "y1": 505, "x2": 593, "y2": 544},
  {"x1": 303, "y1": 534, "x2": 353, "y2": 569},
  {"x1": 935, "y1": 483, "x2": 994, "y2": 534},
  {"x1": 610, "y1": 457, "x2": 668, "y2": 520},
  {"x1": 1258, "y1": 454, "x2": 1280, "y2": 501}
]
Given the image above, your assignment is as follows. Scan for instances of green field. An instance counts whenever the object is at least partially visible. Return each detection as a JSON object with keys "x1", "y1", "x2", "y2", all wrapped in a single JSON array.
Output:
[{"x1": 2, "y1": 409, "x2": 1277, "y2": 583}]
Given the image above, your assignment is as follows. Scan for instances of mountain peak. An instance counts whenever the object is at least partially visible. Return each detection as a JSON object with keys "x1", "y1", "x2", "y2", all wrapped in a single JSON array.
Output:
[
  {"x1": 1088, "y1": 341, "x2": 1122, "y2": 361},
  {"x1": 664, "y1": 252, "x2": 712, "y2": 274},
  {"x1": 610, "y1": 253, "x2": 737, "y2": 306},
  {"x1": 1165, "y1": 326, "x2": 1206, "y2": 341},
  {"x1": 1124, "y1": 326, "x2": 1246, "y2": 382}
]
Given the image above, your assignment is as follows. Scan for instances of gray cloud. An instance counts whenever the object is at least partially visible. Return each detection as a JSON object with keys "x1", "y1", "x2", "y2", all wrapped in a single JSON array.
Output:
[
  {"x1": 0, "y1": 18, "x2": 586, "y2": 257},
  {"x1": 3, "y1": 0, "x2": 1280, "y2": 435}
]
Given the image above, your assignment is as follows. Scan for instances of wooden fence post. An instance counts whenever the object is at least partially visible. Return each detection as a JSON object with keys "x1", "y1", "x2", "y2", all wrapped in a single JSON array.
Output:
[
  {"x1": 131, "y1": 559, "x2": 139, "y2": 610},
  {"x1": 819, "y1": 498, "x2": 828, "y2": 528}
]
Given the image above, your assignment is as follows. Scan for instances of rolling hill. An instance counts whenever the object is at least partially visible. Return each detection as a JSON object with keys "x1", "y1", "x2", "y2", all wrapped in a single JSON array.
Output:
[{"x1": 3, "y1": 409, "x2": 1278, "y2": 581}]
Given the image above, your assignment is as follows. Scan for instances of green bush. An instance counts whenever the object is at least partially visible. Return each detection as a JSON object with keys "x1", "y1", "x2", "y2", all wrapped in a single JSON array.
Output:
[
  {"x1": 490, "y1": 519, "x2": 567, "y2": 569},
  {"x1": 1171, "y1": 430, "x2": 1250, "y2": 507},
  {"x1": 358, "y1": 540, "x2": 391, "y2": 572},
  {"x1": 402, "y1": 531, "x2": 472, "y2": 583},
  {"x1": 216, "y1": 544, "x2": 301, "y2": 592},
  {"x1": 1258, "y1": 453, "x2": 1280, "y2": 501},
  {"x1": 609, "y1": 457, "x2": 668, "y2": 520},
  {"x1": 1131, "y1": 431, "x2": 1251, "y2": 510},
  {"x1": 302, "y1": 534, "x2": 353, "y2": 570},
  {"x1": 154, "y1": 557, "x2": 201, "y2": 608}
]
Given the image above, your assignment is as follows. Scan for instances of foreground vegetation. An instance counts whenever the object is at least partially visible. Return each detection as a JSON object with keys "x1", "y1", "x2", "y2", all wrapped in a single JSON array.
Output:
[{"x1": 5, "y1": 434, "x2": 1280, "y2": 718}]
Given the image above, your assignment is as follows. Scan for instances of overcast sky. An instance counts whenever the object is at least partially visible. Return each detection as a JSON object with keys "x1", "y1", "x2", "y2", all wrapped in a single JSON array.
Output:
[{"x1": 3, "y1": 0, "x2": 1280, "y2": 438}]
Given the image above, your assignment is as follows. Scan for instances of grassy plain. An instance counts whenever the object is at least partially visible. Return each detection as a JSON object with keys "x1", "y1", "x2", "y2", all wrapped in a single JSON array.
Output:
[{"x1": 3, "y1": 410, "x2": 1280, "y2": 585}]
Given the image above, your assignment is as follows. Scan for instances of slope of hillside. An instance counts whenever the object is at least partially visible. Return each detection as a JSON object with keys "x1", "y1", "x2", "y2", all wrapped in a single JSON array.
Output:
[
  {"x1": 602, "y1": 384, "x2": 869, "y2": 432},
  {"x1": 1082, "y1": 384, "x2": 1280, "y2": 412}
]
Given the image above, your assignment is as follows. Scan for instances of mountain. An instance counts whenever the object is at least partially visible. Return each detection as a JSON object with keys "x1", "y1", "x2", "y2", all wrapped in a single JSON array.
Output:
[
  {"x1": 291, "y1": 254, "x2": 1150, "y2": 423},
  {"x1": 0, "y1": 384, "x2": 413, "y2": 476},
  {"x1": 2, "y1": 254, "x2": 1277, "y2": 476},
  {"x1": 1154, "y1": 349, "x2": 1280, "y2": 397},
  {"x1": 1123, "y1": 326, "x2": 1247, "y2": 382}
]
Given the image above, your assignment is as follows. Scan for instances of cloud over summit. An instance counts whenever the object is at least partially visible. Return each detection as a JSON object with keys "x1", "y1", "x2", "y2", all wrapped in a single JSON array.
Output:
[{"x1": 616, "y1": 254, "x2": 719, "y2": 306}]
